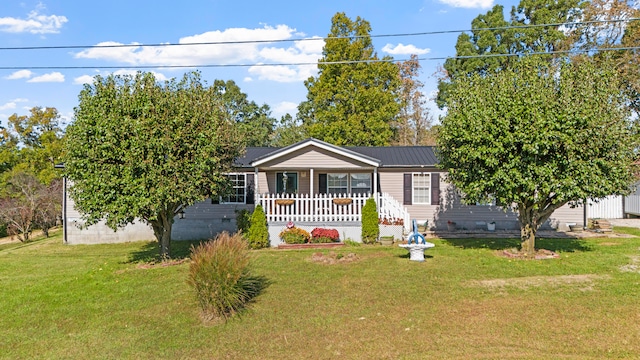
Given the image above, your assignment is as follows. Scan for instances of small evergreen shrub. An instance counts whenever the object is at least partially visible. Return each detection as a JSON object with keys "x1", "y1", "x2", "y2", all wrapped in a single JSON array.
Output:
[
  {"x1": 310, "y1": 228, "x2": 340, "y2": 243},
  {"x1": 187, "y1": 232, "x2": 267, "y2": 322},
  {"x1": 279, "y1": 227, "x2": 311, "y2": 244},
  {"x1": 235, "y1": 209, "x2": 251, "y2": 234},
  {"x1": 0, "y1": 222, "x2": 7, "y2": 238},
  {"x1": 247, "y1": 205, "x2": 269, "y2": 249},
  {"x1": 361, "y1": 197, "x2": 379, "y2": 244}
]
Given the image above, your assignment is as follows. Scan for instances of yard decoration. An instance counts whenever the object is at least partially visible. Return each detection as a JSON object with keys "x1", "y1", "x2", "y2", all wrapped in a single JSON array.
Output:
[{"x1": 399, "y1": 220, "x2": 435, "y2": 262}]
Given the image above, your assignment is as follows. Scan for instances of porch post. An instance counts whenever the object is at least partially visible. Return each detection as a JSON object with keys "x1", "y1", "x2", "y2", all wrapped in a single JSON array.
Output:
[
  {"x1": 310, "y1": 168, "x2": 314, "y2": 195},
  {"x1": 254, "y1": 167, "x2": 259, "y2": 203},
  {"x1": 373, "y1": 167, "x2": 378, "y2": 197}
]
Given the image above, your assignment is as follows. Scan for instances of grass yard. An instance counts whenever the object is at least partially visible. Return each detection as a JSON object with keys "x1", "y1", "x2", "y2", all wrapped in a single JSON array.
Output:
[{"x1": 1, "y1": 230, "x2": 640, "y2": 359}]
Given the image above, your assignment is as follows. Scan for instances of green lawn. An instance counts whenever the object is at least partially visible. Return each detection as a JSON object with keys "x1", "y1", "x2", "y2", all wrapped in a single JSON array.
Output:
[{"x1": 1, "y1": 230, "x2": 640, "y2": 359}]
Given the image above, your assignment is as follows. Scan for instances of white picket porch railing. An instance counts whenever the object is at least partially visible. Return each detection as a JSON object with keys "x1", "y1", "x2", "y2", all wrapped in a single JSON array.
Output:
[{"x1": 256, "y1": 192, "x2": 410, "y2": 231}]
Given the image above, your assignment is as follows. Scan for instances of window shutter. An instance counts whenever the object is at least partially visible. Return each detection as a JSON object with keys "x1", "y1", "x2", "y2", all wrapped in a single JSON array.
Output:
[
  {"x1": 431, "y1": 173, "x2": 440, "y2": 205},
  {"x1": 245, "y1": 173, "x2": 255, "y2": 204},
  {"x1": 319, "y1": 174, "x2": 327, "y2": 194},
  {"x1": 403, "y1": 174, "x2": 412, "y2": 205}
]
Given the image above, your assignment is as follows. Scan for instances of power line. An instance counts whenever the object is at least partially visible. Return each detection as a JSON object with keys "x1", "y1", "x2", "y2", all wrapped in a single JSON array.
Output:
[
  {"x1": 0, "y1": 18, "x2": 638, "y2": 51},
  {"x1": 0, "y1": 45, "x2": 637, "y2": 71}
]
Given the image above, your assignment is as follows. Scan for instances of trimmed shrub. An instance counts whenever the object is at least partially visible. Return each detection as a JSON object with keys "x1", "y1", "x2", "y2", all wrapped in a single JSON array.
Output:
[
  {"x1": 279, "y1": 227, "x2": 311, "y2": 244},
  {"x1": 247, "y1": 205, "x2": 269, "y2": 249},
  {"x1": 187, "y1": 232, "x2": 267, "y2": 322},
  {"x1": 310, "y1": 228, "x2": 340, "y2": 243},
  {"x1": 361, "y1": 197, "x2": 379, "y2": 244},
  {"x1": 235, "y1": 209, "x2": 251, "y2": 234},
  {"x1": 0, "y1": 222, "x2": 6, "y2": 238}
]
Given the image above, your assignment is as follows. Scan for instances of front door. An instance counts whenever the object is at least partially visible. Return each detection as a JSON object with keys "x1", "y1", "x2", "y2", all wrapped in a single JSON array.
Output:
[{"x1": 276, "y1": 172, "x2": 298, "y2": 194}]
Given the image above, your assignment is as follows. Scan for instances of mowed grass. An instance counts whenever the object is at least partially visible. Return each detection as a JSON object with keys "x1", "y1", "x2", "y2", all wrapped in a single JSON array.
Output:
[{"x1": 1, "y1": 230, "x2": 640, "y2": 359}]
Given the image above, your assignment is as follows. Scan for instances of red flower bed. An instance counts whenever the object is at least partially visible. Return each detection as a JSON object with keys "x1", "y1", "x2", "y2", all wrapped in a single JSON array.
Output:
[{"x1": 310, "y1": 228, "x2": 340, "y2": 243}]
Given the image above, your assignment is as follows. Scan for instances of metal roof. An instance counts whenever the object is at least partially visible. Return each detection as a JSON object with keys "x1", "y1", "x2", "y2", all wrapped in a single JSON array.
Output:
[{"x1": 234, "y1": 140, "x2": 438, "y2": 168}]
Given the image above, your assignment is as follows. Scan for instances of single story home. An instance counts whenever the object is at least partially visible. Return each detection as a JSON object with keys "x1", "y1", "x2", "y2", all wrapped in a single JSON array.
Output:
[{"x1": 61, "y1": 138, "x2": 586, "y2": 246}]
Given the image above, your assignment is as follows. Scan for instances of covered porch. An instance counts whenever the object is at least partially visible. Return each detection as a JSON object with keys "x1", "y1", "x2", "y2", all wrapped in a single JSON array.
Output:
[{"x1": 256, "y1": 192, "x2": 410, "y2": 232}]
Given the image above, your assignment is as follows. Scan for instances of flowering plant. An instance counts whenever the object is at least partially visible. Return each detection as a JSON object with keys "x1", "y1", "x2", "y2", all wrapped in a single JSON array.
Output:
[
  {"x1": 447, "y1": 220, "x2": 456, "y2": 225},
  {"x1": 310, "y1": 228, "x2": 340, "y2": 243},
  {"x1": 378, "y1": 217, "x2": 404, "y2": 225},
  {"x1": 279, "y1": 227, "x2": 310, "y2": 244}
]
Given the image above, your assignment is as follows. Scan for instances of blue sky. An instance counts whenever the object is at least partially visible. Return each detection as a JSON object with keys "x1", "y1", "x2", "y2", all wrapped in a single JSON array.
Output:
[{"x1": 0, "y1": 0, "x2": 519, "y2": 129}]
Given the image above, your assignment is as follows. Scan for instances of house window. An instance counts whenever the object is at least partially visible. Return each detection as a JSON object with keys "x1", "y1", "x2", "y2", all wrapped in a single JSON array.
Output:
[
  {"x1": 350, "y1": 173, "x2": 371, "y2": 194},
  {"x1": 221, "y1": 174, "x2": 246, "y2": 204},
  {"x1": 327, "y1": 173, "x2": 348, "y2": 194},
  {"x1": 412, "y1": 173, "x2": 430, "y2": 204},
  {"x1": 325, "y1": 173, "x2": 371, "y2": 194}
]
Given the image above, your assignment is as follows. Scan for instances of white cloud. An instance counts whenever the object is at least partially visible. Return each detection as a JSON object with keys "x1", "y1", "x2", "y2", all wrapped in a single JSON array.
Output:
[
  {"x1": 382, "y1": 43, "x2": 431, "y2": 55},
  {"x1": 272, "y1": 101, "x2": 298, "y2": 118},
  {"x1": 0, "y1": 98, "x2": 28, "y2": 111},
  {"x1": 74, "y1": 26, "x2": 323, "y2": 83},
  {"x1": 438, "y1": 0, "x2": 493, "y2": 8},
  {"x1": 73, "y1": 75, "x2": 95, "y2": 85},
  {"x1": 74, "y1": 25, "x2": 298, "y2": 66},
  {"x1": 27, "y1": 72, "x2": 65, "y2": 83},
  {"x1": 74, "y1": 70, "x2": 169, "y2": 85},
  {"x1": 0, "y1": 6, "x2": 68, "y2": 34},
  {"x1": 6, "y1": 70, "x2": 34, "y2": 80}
]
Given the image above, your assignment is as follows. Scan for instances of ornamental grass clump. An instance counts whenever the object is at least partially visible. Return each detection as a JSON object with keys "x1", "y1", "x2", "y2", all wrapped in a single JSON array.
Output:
[
  {"x1": 310, "y1": 228, "x2": 340, "y2": 243},
  {"x1": 187, "y1": 232, "x2": 267, "y2": 323}
]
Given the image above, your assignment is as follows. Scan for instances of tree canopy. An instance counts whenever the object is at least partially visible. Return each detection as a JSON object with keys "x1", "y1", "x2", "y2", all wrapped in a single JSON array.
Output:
[
  {"x1": 64, "y1": 71, "x2": 243, "y2": 258},
  {"x1": 437, "y1": 56, "x2": 637, "y2": 257},
  {"x1": 297, "y1": 12, "x2": 401, "y2": 146},
  {"x1": 437, "y1": 0, "x2": 584, "y2": 108},
  {"x1": 210, "y1": 79, "x2": 275, "y2": 147}
]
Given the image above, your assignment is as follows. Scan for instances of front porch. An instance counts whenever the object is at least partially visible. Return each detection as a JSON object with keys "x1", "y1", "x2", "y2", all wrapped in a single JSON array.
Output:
[{"x1": 257, "y1": 192, "x2": 410, "y2": 245}]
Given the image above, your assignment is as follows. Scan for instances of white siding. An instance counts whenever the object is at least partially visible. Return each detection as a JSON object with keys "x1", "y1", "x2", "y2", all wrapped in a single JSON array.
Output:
[{"x1": 587, "y1": 196, "x2": 624, "y2": 219}]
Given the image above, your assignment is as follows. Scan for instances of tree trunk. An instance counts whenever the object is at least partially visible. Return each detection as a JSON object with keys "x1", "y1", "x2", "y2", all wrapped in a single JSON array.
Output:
[
  {"x1": 520, "y1": 223, "x2": 536, "y2": 259},
  {"x1": 150, "y1": 211, "x2": 174, "y2": 259}
]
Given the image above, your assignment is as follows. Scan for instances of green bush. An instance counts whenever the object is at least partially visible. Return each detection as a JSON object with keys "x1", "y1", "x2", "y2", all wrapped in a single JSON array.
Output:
[
  {"x1": 247, "y1": 205, "x2": 269, "y2": 249},
  {"x1": 187, "y1": 232, "x2": 268, "y2": 322},
  {"x1": 0, "y1": 222, "x2": 7, "y2": 238},
  {"x1": 235, "y1": 209, "x2": 251, "y2": 234},
  {"x1": 279, "y1": 227, "x2": 311, "y2": 244},
  {"x1": 361, "y1": 197, "x2": 379, "y2": 244}
]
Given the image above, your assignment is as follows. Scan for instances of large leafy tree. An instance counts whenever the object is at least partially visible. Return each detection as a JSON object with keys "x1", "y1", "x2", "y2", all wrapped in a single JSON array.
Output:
[
  {"x1": 573, "y1": 0, "x2": 640, "y2": 117},
  {"x1": 64, "y1": 71, "x2": 243, "y2": 258},
  {"x1": 210, "y1": 79, "x2": 275, "y2": 147},
  {"x1": 437, "y1": 57, "x2": 637, "y2": 258},
  {"x1": 437, "y1": 0, "x2": 584, "y2": 108},
  {"x1": 395, "y1": 54, "x2": 435, "y2": 146},
  {"x1": 297, "y1": 12, "x2": 401, "y2": 146},
  {"x1": 2, "y1": 107, "x2": 64, "y2": 184}
]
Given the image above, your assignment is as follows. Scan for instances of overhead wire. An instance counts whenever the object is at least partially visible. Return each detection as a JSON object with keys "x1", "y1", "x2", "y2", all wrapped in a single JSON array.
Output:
[
  {"x1": 0, "y1": 18, "x2": 637, "y2": 51},
  {"x1": 0, "y1": 17, "x2": 637, "y2": 70}
]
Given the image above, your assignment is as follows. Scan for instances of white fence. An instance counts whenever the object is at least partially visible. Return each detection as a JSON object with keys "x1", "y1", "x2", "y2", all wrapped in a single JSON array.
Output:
[{"x1": 257, "y1": 192, "x2": 410, "y2": 231}]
